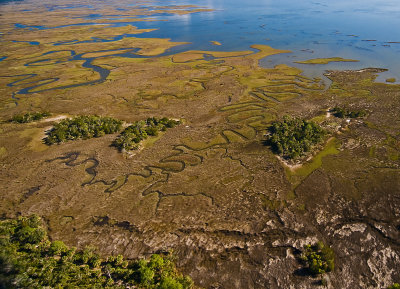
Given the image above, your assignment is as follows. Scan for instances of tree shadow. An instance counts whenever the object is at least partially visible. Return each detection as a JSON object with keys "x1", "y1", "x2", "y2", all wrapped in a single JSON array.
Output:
[{"x1": 293, "y1": 267, "x2": 310, "y2": 277}]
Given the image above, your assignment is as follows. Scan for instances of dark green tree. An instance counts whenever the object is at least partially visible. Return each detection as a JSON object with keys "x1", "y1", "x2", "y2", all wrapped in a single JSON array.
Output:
[
  {"x1": 113, "y1": 117, "x2": 180, "y2": 152},
  {"x1": 267, "y1": 116, "x2": 326, "y2": 159},
  {"x1": 44, "y1": 115, "x2": 123, "y2": 145}
]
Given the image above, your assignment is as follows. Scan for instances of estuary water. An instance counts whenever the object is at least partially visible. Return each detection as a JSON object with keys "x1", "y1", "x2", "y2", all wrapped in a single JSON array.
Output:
[
  {"x1": 131, "y1": 0, "x2": 400, "y2": 83},
  {"x1": 3, "y1": 0, "x2": 400, "y2": 83}
]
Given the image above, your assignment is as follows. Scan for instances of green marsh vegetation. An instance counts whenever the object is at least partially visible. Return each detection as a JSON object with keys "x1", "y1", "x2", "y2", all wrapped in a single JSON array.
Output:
[
  {"x1": 0, "y1": 215, "x2": 194, "y2": 289},
  {"x1": 113, "y1": 117, "x2": 180, "y2": 151},
  {"x1": 301, "y1": 241, "x2": 335, "y2": 275},
  {"x1": 266, "y1": 116, "x2": 326, "y2": 160},
  {"x1": 44, "y1": 115, "x2": 123, "y2": 145},
  {"x1": 11, "y1": 112, "x2": 51, "y2": 123}
]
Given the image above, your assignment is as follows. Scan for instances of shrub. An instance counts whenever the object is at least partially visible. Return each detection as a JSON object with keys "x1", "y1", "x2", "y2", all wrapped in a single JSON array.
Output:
[
  {"x1": 113, "y1": 117, "x2": 180, "y2": 152},
  {"x1": 301, "y1": 241, "x2": 334, "y2": 275},
  {"x1": 11, "y1": 111, "x2": 51, "y2": 123},
  {"x1": 267, "y1": 116, "x2": 326, "y2": 159},
  {"x1": 332, "y1": 107, "x2": 366, "y2": 118},
  {"x1": 15, "y1": 225, "x2": 46, "y2": 245},
  {"x1": 159, "y1": 276, "x2": 184, "y2": 289},
  {"x1": 49, "y1": 241, "x2": 68, "y2": 256},
  {"x1": 388, "y1": 284, "x2": 400, "y2": 289}
]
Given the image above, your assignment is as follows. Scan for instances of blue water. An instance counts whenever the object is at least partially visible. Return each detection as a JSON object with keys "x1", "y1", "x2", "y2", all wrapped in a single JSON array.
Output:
[
  {"x1": 12, "y1": 40, "x2": 39, "y2": 45},
  {"x1": 126, "y1": 0, "x2": 400, "y2": 82},
  {"x1": 4, "y1": 0, "x2": 400, "y2": 84}
]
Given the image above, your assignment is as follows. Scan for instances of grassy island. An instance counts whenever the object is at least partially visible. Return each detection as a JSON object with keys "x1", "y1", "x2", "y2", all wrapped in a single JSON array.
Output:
[
  {"x1": 11, "y1": 112, "x2": 51, "y2": 123},
  {"x1": 0, "y1": 215, "x2": 194, "y2": 289},
  {"x1": 44, "y1": 115, "x2": 123, "y2": 145},
  {"x1": 267, "y1": 116, "x2": 326, "y2": 160},
  {"x1": 113, "y1": 117, "x2": 180, "y2": 151},
  {"x1": 294, "y1": 57, "x2": 359, "y2": 65},
  {"x1": 301, "y1": 241, "x2": 335, "y2": 275}
]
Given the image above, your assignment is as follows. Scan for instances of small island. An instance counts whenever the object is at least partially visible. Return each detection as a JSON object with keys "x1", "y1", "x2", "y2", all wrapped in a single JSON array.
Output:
[
  {"x1": 113, "y1": 117, "x2": 180, "y2": 151},
  {"x1": 44, "y1": 115, "x2": 123, "y2": 145},
  {"x1": 210, "y1": 41, "x2": 222, "y2": 46},
  {"x1": 266, "y1": 116, "x2": 326, "y2": 160},
  {"x1": 295, "y1": 57, "x2": 359, "y2": 65}
]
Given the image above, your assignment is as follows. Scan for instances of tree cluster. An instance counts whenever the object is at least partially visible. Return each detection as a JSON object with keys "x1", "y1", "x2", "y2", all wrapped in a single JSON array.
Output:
[
  {"x1": 44, "y1": 115, "x2": 123, "y2": 145},
  {"x1": 332, "y1": 106, "x2": 366, "y2": 118},
  {"x1": 0, "y1": 215, "x2": 193, "y2": 289},
  {"x1": 267, "y1": 116, "x2": 326, "y2": 159},
  {"x1": 301, "y1": 241, "x2": 335, "y2": 275},
  {"x1": 113, "y1": 117, "x2": 180, "y2": 151},
  {"x1": 11, "y1": 112, "x2": 51, "y2": 123}
]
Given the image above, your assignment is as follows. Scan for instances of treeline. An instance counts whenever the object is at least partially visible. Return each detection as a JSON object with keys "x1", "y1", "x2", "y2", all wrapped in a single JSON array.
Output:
[
  {"x1": 332, "y1": 106, "x2": 366, "y2": 118},
  {"x1": 267, "y1": 116, "x2": 326, "y2": 159},
  {"x1": 11, "y1": 112, "x2": 51, "y2": 123},
  {"x1": 43, "y1": 115, "x2": 180, "y2": 150},
  {"x1": 0, "y1": 215, "x2": 193, "y2": 289},
  {"x1": 113, "y1": 117, "x2": 180, "y2": 151},
  {"x1": 44, "y1": 115, "x2": 123, "y2": 145}
]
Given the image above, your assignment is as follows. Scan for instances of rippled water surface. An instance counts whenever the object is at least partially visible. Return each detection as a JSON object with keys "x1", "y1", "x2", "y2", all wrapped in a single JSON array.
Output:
[
  {"x1": 134, "y1": 0, "x2": 400, "y2": 82},
  {"x1": 157, "y1": 0, "x2": 400, "y2": 82}
]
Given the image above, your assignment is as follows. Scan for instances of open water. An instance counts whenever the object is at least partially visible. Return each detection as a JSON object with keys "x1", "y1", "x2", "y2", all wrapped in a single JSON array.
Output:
[{"x1": 134, "y1": 0, "x2": 400, "y2": 83}]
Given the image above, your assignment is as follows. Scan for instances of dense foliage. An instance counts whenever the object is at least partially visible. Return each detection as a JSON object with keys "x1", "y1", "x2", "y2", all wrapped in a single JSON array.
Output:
[
  {"x1": 267, "y1": 116, "x2": 326, "y2": 159},
  {"x1": 44, "y1": 115, "x2": 123, "y2": 145},
  {"x1": 113, "y1": 117, "x2": 180, "y2": 151},
  {"x1": 388, "y1": 284, "x2": 400, "y2": 289},
  {"x1": 332, "y1": 106, "x2": 366, "y2": 118},
  {"x1": 301, "y1": 241, "x2": 335, "y2": 275},
  {"x1": 0, "y1": 215, "x2": 193, "y2": 289},
  {"x1": 11, "y1": 112, "x2": 51, "y2": 123}
]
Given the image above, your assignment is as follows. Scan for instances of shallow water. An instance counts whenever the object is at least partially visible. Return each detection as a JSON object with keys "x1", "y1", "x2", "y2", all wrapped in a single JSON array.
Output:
[
  {"x1": 3, "y1": 0, "x2": 400, "y2": 84},
  {"x1": 130, "y1": 0, "x2": 400, "y2": 83},
  {"x1": 123, "y1": 0, "x2": 400, "y2": 80}
]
